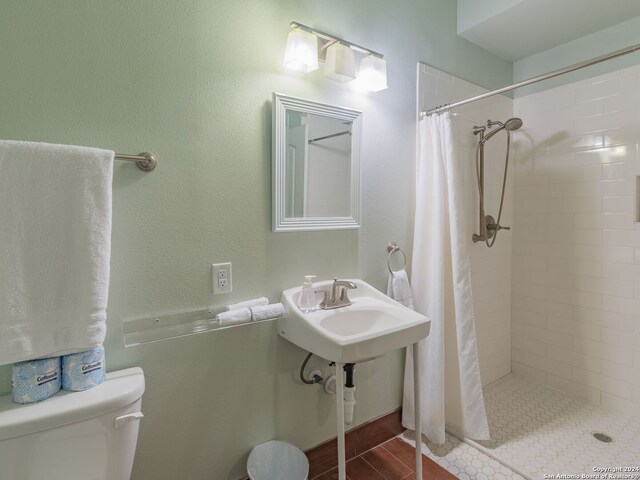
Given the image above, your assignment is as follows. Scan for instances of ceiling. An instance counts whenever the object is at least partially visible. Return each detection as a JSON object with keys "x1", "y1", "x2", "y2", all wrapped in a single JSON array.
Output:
[{"x1": 457, "y1": 0, "x2": 640, "y2": 62}]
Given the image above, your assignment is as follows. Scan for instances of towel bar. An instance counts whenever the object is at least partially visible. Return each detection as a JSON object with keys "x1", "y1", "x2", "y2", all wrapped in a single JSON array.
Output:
[{"x1": 115, "y1": 152, "x2": 157, "y2": 172}]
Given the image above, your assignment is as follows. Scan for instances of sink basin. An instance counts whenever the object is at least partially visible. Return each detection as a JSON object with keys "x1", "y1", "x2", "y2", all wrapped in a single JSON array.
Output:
[{"x1": 278, "y1": 279, "x2": 430, "y2": 363}]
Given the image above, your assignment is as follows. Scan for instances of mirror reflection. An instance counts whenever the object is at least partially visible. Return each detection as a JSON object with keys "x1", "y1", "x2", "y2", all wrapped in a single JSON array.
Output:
[{"x1": 285, "y1": 111, "x2": 353, "y2": 218}]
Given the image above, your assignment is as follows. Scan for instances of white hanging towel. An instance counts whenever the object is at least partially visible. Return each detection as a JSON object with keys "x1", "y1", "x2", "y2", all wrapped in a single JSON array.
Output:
[
  {"x1": 403, "y1": 113, "x2": 489, "y2": 444},
  {"x1": 0, "y1": 140, "x2": 114, "y2": 365},
  {"x1": 386, "y1": 269, "x2": 414, "y2": 310}
]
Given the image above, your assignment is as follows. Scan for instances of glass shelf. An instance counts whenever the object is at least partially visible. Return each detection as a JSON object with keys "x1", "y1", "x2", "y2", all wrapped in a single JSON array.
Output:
[{"x1": 123, "y1": 298, "x2": 283, "y2": 347}]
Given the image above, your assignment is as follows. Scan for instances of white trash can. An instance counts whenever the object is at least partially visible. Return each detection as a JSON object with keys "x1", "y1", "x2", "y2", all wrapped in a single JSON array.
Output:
[{"x1": 247, "y1": 440, "x2": 309, "y2": 480}]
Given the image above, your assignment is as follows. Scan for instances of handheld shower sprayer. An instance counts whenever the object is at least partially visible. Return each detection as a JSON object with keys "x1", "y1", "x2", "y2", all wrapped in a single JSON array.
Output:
[{"x1": 472, "y1": 117, "x2": 523, "y2": 247}]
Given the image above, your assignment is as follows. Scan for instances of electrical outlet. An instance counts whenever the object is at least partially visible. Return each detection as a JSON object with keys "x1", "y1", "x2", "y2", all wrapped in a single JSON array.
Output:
[{"x1": 212, "y1": 263, "x2": 232, "y2": 294}]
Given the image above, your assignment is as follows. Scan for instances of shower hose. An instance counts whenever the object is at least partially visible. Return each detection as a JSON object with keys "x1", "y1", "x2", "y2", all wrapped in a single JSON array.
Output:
[{"x1": 475, "y1": 131, "x2": 511, "y2": 248}]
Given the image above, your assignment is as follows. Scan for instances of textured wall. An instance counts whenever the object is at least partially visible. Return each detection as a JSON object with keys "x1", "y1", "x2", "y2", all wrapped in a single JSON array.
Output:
[
  {"x1": 512, "y1": 64, "x2": 640, "y2": 418},
  {"x1": 0, "y1": 2, "x2": 511, "y2": 479},
  {"x1": 419, "y1": 64, "x2": 513, "y2": 389}
]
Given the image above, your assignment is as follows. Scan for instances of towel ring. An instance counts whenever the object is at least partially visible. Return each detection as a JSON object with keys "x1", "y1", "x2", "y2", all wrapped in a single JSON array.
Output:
[{"x1": 386, "y1": 242, "x2": 407, "y2": 274}]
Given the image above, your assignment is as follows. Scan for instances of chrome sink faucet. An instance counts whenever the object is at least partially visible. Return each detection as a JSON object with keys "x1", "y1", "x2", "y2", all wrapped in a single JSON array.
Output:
[{"x1": 319, "y1": 279, "x2": 357, "y2": 310}]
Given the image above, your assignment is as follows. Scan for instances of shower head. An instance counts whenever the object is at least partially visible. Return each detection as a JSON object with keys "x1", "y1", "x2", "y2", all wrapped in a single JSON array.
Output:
[
  {"x1": 504, "y1": 117, "x2": 523, "y2": 131},
  {"x1": 481, "y1": 117, "x2": 523, "y2": 144}
]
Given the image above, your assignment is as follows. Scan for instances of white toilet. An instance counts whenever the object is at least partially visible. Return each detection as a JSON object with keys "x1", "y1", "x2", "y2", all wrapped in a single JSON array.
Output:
[{"x1": 0, "y1": 367, "x2": 145, "y2": 480}]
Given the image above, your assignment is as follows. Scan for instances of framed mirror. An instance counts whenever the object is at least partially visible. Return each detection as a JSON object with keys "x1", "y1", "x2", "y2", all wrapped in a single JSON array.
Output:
[{"x1": 272, "y1": 93, "x2": 362, "y2": 232}]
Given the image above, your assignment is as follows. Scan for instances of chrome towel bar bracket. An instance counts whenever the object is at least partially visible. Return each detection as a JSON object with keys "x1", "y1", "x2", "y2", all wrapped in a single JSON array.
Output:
[{"x1": 114, "y1": 152, "x2": 157, "y2": 172}]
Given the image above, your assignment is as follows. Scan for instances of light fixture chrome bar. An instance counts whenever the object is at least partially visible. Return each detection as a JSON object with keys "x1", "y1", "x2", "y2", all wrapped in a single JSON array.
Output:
[
  {"x1": 115, "y1": 152, "x2": 157, "y2": 172},
  {"x1": 308, "y1": 130, "x2": 351, "y2": 144},
  {"x1": 291, "y1": 21, "x2": 384, "y2": 59},
  {"x1": 422, "y1": 43, "x2": 640, "y2": 117}
]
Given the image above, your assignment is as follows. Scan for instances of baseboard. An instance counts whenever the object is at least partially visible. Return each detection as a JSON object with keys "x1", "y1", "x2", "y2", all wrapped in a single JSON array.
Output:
[
  {"x1": 240, "y1": 408, "x2": 404, "y2": 480},
  {"x1": 304, "y1": 408, "x2": 404, "y2": 479}
]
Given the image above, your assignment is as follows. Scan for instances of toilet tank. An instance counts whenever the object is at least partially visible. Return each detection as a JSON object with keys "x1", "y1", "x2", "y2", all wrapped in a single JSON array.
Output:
[{"x1": 0, "y1": 367, "x2": 145, "y2": 480}]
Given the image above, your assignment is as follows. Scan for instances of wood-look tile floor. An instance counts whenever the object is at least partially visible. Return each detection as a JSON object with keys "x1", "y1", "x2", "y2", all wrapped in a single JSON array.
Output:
[{"x1": 312, "y1": 437, "x2": 459, "y2": 480}]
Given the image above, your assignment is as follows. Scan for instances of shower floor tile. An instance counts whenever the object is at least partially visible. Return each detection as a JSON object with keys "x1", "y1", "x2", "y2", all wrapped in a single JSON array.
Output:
[
  {"x1": 401, "y1": 374, "x2": 640, "y2": 480},
  {"x1": 474, "y1": 374, "x2": 640, "y2": 479},
  {"x1": 400, "y1": 430, "x2": 524, "y2": 480}
]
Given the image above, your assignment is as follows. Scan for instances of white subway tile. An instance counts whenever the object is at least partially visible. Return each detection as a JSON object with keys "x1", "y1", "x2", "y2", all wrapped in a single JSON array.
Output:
[
  {"x1": 548, "y1": 316, "x2": 601, "y2": 341},
  {"x1": 573, "y1": 337, "x2": 634, "y2": 365},
  {"x1": 602, "y1": 229, "x2": 638, "y2": 247},
  {"x1": 512, "y1": 281, "x2": 547, "y2": 300},
  {"x1": 573, "y1": 306, "x2": 635, "y2": 332},
  {"x1": 574, "y1": 244, "x2": 633, "y2": 263},
  {"x1": 512, "y1": 362, "x2": 547, "y2": 384},
  {"x1": 574, "y1": 145, "x2": 630, "y2": 165},
  {"x1": 525, "y1": 324, "x2": 572, "y2": 348},
  {"x1": 512, "y1": 347, "x2": 524, "y2": 364},
  {"x1": 572, "y1": 181, "x2": 602, "y2": 197},
  {"x1": 513, "y1": 335, "x2": 547, "y2": 356},
  {"x1": 512, "y1": 308, "x2": 547, "y2": 328},
  {"x1": 512, "y1": 320, "x2": 525, "y2": 337},
  {"x1": 603, "y1": 196, "x2": 634, "y2": 214},
  {"x1": 601, "y1": 392, "x2": 640, "y2": 417},
  {"x1": 602, "y1": 262, "x2": 640, "y2": 281},
  {"x1": 575, "y1": 77, "x2": 620, "y2": 103},
  {"x1": 547, "y1": 344, "x2": 601, "y2": 372},
  {"x1": 572, "y1": 98, "x2": 602, "y2": 118},
  {"x1": 572, "y1": 367, "x2": 633, "y2": 399},
  {"x1": 600, "y1": 330, "x2": 640, "y2": 352},
  {"x1": 602, "y1": 161, "x2": 640, "y2": 180},
  {"x1": 573, "y1": 276, "x2": 634, "y2": 298},
  {"x1": 602, "y1": 294, "x2": 640, "y2": 316},
  {"x1": 524, "y1": 351, "x2": 572, "y2": 379},
  {"x1": 547, "y1": 373, "x2": 602, "y2": 404},
  {"x1": 571, "y1": 196, "x2": 603, "y2": 213},
  {"x1": 600, "y1": 359, "x2": 640, "y2": 386},
  {"x1": 603, "y1": 213, "x2": 634, "y2": 230},
  {"x1": 548, "y1": 287, "x2": 573, "y2": 305},
  {"x1": 512, "y1": 255, "x2": 548, "y2": 271},
  {"x1": 574, "y1": 114, "x2": 604, "y2": 135},
  {"x1": 573, "y1": 213, "x2": 602, "y2": 229},
  {"x1": 601, "y1": 179, "x2": 635, "y2": 196}
]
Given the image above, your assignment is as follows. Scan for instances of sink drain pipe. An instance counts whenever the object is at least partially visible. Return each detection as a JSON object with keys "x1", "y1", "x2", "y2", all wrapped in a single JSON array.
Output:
[{"x1": 343, "y1": 364, "x2": 356, "y2": 425}]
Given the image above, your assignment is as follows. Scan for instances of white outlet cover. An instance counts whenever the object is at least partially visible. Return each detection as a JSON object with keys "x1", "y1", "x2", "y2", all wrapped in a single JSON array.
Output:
[{"x1": 212, "y1": 263, "x2": 232, "y2": 294}]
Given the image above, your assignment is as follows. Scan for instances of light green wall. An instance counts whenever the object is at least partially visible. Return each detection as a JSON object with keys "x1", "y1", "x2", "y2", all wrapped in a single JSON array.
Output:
[
  {"x1": 0, "y1": 2, "x2": 511, "y2": 479},
  {"x1": 514, "y1": 15, "x2": 640, "y2": 96},
  {"x1": 457, "y1": 0, "x2": 524, "y2": 34}
]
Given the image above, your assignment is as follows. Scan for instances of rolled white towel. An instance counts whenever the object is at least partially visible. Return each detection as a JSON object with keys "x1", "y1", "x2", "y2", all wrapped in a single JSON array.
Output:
[
  {"x1": 226, "y1": 297, "x2": 269, "y2": 311},
  {"x1": 250, "y1": 303, "x2": 286, "y2": 321},
  {"x1": 217, "y1": 308, "x2": 252, "y2": 326}
]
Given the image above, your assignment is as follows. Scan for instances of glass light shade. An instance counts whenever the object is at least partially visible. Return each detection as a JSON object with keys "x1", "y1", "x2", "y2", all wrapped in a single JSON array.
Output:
[
  {"x1": 283, "y1": 29, "x2": 319, "y2": 72},
  {"x1": 324, "y1": 43, "x2": 356, "y2": 82},
  {"x1": 357, "y1": 55, "x2": 388, "y2": 92}
]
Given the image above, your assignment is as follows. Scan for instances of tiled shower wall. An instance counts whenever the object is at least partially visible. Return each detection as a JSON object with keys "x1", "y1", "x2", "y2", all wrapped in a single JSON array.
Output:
[
  {"x1": 419, "y1": 64, "x2": 513, "y2": 386},
  {"x1": 512, "y1": 64, "x2": 640, "y2": 417}
]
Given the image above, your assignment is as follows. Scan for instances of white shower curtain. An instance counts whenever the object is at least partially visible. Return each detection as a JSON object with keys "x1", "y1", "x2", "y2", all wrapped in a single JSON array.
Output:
[{"x1": 402, "y1": 112, "x2": 490, "y2": 444}]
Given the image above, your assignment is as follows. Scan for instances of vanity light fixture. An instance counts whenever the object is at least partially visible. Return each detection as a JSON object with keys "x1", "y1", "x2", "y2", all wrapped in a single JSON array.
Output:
[
  {"x1": 283, "y1": 28, "x2": 319, "y2": 72},
  {"x1": 324, "y1": 42, "x2": 356, "y2": 82},
  {"x1": 284, "y1": 21, "x2": 388, "y2": 91}
]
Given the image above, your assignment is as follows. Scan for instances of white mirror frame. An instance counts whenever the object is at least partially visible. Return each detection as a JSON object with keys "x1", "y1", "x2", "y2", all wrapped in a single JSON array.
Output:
[{"x1": 272, "y1": 92, "x2": 362, "y2": 232}]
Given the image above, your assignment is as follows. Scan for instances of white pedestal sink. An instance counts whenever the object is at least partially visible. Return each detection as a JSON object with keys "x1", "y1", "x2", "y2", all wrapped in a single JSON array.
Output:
[{"x1": 278, "y1": 279, "x2": 431, "y2": 480}]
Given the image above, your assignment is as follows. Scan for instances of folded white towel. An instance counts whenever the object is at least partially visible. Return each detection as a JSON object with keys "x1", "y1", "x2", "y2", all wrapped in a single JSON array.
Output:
[
  {"x1": 226, "y1": 296, "x2": 269, "y2": 311},
  {"x1": 0, "y1": 140, "x2": 114, "y2": 366},
  {"x1": 217, "y1": 308, "x2": 252, "y2": 326},
  {"x1": 386, "y1": 269, "x2": 414, "y2": 310},
  {"x1": 250, "y1": 303, "x2": 286, "y2": 321}
]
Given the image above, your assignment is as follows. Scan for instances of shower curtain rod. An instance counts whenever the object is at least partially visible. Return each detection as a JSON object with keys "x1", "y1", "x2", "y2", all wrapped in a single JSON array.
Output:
[{"x1": 421, "y1": 43, "x2": 640, "y2": 117}]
